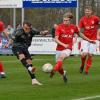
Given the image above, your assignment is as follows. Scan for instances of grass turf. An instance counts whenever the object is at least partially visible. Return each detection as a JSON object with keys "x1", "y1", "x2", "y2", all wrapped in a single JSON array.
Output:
[{"x1": 0, "y1": 55, "x2": 100, "y2": 100}]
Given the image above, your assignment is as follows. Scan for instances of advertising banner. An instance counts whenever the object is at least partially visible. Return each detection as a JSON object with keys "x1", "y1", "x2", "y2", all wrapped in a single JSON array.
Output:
[
  {"x1": 0, "y1": 0, "x2": 77, "y2": 8},
  {"x1": 0, "y1": 0, "x2": 22, "y2": 8}
]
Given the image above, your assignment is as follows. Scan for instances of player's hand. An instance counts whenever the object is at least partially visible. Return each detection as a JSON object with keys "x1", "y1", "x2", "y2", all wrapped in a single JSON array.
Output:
[
  {"x1": 4, "y1": 44, "x2": 9, "y2": 48},
  {"x1": 63, "y1": 44, "x2": 69, "y2": 48},
  {"x1": 41, "y1": 30, "x2": 49, "y2": 36},
  {"x1": 97, "y1": 37, "x2": 100, "y2": 41},
  {"x1": 89, "y1": 40, "x2": 96, "y2": 44}
]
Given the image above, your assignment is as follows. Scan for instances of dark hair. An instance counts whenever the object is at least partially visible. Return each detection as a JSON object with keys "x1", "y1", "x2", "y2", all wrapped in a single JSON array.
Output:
[
  {"x1": 23, "y1": 21, "x2": 32, "y2": 27},
  {"x1": 63, "y1": 12, "x2": 73, "y2": 19}
]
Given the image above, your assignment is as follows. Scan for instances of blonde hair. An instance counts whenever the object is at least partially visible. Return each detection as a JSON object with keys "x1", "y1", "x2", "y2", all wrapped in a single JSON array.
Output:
[{"x1": 63, "y1": 12, "x2": 73, "y2": 19}]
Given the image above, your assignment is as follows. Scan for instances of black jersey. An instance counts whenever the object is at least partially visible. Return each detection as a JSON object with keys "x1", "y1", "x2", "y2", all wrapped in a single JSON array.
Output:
[
  {"x1": 12, "y1": 28, "x2": 40, "y2": 48},
  {"x1": 51, "y1": 28, "x2": 55, "y2": 38}
]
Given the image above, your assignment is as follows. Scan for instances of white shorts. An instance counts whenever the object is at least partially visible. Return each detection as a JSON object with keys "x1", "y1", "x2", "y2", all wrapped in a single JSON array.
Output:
[
  {"x1": 81, "y1": 40, "x2": 97, "y2": 54},
  {"x1": 56, "y1": 49, "x2": 71, "y2": 62}
]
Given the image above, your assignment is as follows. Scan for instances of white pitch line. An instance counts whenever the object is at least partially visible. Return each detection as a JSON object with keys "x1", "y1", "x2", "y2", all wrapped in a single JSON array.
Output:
[{"x1": 73, "y1": 95, "x2": 100, "y2": 100}]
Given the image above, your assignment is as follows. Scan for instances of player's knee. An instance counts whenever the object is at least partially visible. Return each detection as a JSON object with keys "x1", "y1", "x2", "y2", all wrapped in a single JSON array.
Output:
[
  {"x1": 82, "y1": 52, "x2": 88, "y2": 57},
  {"x1": 88, "y1": 54, "x2": 93, "y2": 58},
  {"x1": 58, "y1": 55, "x2": 65, "y2": 61},
  {"x1": 19, "y1": 54, "x2": 25, "y2": 60}
]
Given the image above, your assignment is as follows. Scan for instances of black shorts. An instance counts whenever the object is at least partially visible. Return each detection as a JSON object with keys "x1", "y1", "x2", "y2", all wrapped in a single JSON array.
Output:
[{"x1": 12, "y1": 46, "x2": 32, "y2": 60}]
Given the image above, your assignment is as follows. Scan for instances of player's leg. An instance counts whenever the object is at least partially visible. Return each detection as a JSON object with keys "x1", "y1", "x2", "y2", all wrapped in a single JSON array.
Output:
[
  {"x1": 54, "y1": 49, "x2": 71, "y2": 71},
  {"x1": 84, "y1": 54, "x2": 92, "y2": 74},
  {"x1": 59, "y1": 49, "x2": 71, "y2": 82},
  {"x1": 84, "y1": 43, "x2": 96, "y2": 74},
  {"x1": 80, "y1": 53, "x2": 87, "y2": 73},
  {"x1": 25, "y1": 49, "x2": 42, "y2": 85},
  {"x1": 50, "y1": 52, "x2": 66, "y2": 81},
  {"x1": 20, "y1": 55, "x2": 42, "y2": 85},
  {"x1": 80, "y1": 40, "x2": 89, "y2": 73},
  {"x1": 26, "y1": 58, "x2": 42, "y2": 85},
  {"x1": 50, "y1": 51, "x2": 64, "y2": 78},
  {"x1": 50, "y1": 49, "x2": 71, "y2": 83},
  {"x1": 12, "y1": 47, "x2": 35, "y2": 73},
  {"x1": 19, "y1": 54, "x2": 36, "y2": 73},
  {"x1": 12, "y1": 47, "x2": 42, "y2": 85},
  {"x1": 0, "y1": 61, "x2": 6, "y2": 78}
]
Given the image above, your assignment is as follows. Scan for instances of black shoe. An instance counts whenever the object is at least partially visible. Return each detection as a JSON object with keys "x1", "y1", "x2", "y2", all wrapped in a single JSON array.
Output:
[
  {"x1": 63, "y1": 71, "x2": 67, "y2": 83},
  {"x1": 80, "y1": 67, "x2": 84, "y2": 73},
  {"x1": 0, "y1": 74, "x2": 6, "y2": 78}
]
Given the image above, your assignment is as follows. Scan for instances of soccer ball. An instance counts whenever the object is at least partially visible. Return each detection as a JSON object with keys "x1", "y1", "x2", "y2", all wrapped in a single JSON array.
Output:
[{"x1": 42, "y1": 63, "x2": 53, "y2": 73}]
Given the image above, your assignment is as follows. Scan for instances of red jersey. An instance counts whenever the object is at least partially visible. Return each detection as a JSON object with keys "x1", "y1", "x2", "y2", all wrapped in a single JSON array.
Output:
[
  {"x1": 55, "y1": 23, "x2": 79, "y2": 51},
  {"x1": 79, "y1": 15, "x2": 99, "y2": 40}
]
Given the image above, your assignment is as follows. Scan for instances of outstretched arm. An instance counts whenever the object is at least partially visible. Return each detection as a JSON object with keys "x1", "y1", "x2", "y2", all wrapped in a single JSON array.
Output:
[
  {"x1": 40, "y1": 30, "x2": 49, "y2": 36},
  {"x1": 77, "y1": 32, "x2": 96, "y2": 43}
]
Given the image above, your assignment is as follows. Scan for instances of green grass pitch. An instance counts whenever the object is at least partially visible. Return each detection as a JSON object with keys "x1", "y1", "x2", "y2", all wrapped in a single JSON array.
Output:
[{"x1": 0, "y1": 55, "x2": 100, "y2": 100}]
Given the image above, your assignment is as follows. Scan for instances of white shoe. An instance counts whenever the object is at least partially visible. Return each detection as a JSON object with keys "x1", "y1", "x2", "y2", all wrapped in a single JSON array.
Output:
[{"x1": 32, "y1": 79, "x2": 42, "y2": 85}]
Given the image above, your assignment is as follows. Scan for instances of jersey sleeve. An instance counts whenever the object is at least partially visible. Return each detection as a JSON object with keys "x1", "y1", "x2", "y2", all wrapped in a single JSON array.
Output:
[
  {"x1": 11, "y1": 29, "x2": 23, "y2": 40},
  {"x1": 79, "y1": 18, "x2": 84, "y2": 28},
  {"x1": 55, "y1": 25, "x2": 61, "y2": 36},
  {"x1": 31, "y1": 28, "x2": 40, "y2": 35},
  {"x1": 74, "y1": 26, "x2": 79, "y2": 33},
  {"x1": 95, "y1": 16, "x2": 100, "y2": 24}
]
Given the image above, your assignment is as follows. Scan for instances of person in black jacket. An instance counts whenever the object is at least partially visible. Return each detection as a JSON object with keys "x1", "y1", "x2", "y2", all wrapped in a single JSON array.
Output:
[
  {"x1": 6, "y1": 21, "x2": 48, "y2": 85},
  {"x1": 51, "y1": 24, "x2": 58, "y2": 38}
]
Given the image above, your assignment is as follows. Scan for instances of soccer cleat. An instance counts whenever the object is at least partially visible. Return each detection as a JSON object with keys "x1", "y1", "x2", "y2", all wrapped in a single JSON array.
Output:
[
  {"x1": 63, "y1": 71, "x2": 67, "y2": 83},
  {"x1": 0, "y1": 73, "x2": 6, "y2": 78},
  {"x1": 80, "y1": 67, "x2": 84, "y2": 73},
  {"x1": 32, "y1": 79, "x2": 42, "y2": 85},
  {"x1": 50, "y1": 70, "x2": 55, "y2": 78}
]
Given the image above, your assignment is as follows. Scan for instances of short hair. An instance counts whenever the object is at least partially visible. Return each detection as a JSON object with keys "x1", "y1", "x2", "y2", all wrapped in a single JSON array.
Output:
[
  {"x1": 63, "y1": 12, "x2": 73, "y2": 19},
  {"x1": 84, "y1": 6, "x2": 93, "y2": 11},
  {"x1": 23, "y1": 21, "x2": 32, "y2": 27}
]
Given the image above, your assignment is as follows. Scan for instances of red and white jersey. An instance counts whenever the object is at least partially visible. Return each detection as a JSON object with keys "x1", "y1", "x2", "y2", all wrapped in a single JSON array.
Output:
[
  {"x1": 55, "y1": 23, "x2": 79, "y2": 51},
  {"x1": 79, "y1": 15, "x2": 99, "y2": 40}
]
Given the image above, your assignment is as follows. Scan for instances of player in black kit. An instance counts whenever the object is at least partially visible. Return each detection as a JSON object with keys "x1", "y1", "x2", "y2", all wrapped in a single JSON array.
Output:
[{"x1": 6, "y1": 22, "x2": 48, "y2": 85}]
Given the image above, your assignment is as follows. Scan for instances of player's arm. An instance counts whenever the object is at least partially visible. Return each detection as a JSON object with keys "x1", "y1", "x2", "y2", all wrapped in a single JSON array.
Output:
[
  {"x1": 32, "y1": 28, "x2": 48, "y2": 36},
  {"x1": 75, "y1": 24, "x2": 95, "y2": 43},
  {"x1": 40, "y1": 30, "x2": 49, "y2": 36},
  {"x1": 4, "y1": 29, "x2": 22, "y2": 48},
  {"x1": 55, "y1": 35, "x2": 69, "y2": 48},
  {"x1": 4, "y1": 37, "x2": 13, "y2": 48},
  {"x1": 97, "y1": 29, "x2": 100, "y2": 41},
  {"x1": 2, "y1": 29, "x2": 9, "y2": 40},
  {"x1": 77, "y1": 32, "x2": 95, "y2": 43},
  {"x1": 78, "y1": 19, "x2": 95, "y2": 43}
]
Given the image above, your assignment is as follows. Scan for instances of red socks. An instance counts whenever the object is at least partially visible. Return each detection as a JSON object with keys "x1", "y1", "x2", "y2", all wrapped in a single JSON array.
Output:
[
  {"x1": 54, "y1": 61, "x2": 62, "y2": 71},
  {"x1": 85, "y1": 57, "x2": 92, "y2": 73},
  {"x1": 58, "y1": 68, "x2": 64, "y2": 75},
  {"x1": 53, "y1": 61, "x2": 64, "y2": 75},
  {"x1": 0, "y1": 62, "x2": 4, "y2": 72},
  {"x1": 81, "y1": 56, "x2": 86, "y2": 68}
]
